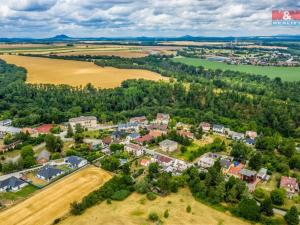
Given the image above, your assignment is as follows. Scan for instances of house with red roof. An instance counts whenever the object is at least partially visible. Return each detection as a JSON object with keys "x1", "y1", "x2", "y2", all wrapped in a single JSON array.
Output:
[
  {"x1": 280, "y1": 176, "x2": 299, "y2": 197},
  {"x1": 35, "y1": 124, "x2": 53, "y2": 134},
  {"x1": 226, "y1": 162, "x2": 245, "y2": 178},
  {"x1": 134, "y1": 134, "x2": 154, "y2": 145}
]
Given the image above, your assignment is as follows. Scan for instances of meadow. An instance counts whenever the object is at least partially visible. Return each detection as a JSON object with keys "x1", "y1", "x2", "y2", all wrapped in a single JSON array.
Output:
[
  {"x1": 172, "y1": 57, "x2": 300, "y2": 81},
  {"x1": 0, "y1": 55, "x2": 168, "y2": 88},
  {"x1": 0, "y1": 166, "x2": 111, "y2": 225},
  {"x1": 59, "y1": 188, "x2": 251, "y2": 225}
]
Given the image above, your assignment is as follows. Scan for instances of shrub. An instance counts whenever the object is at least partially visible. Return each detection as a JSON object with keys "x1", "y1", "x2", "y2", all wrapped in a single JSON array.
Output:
[
  {"x1": 254, "y1": 188, "x2": 266, "y2": 199},
  {"x1": 106, "y1": 199, "x2": 111, "y2": 204},
  {"x1": 237, "y1": 198, "x2": 260, "y2": 221},
  {"x1": 111, "y1": 190, "x2": 131, "y2": 201},
  {"x1": 270, "y1": 189, "x2": 285, "y2": 206},
  {"x1": 146, "y1": 192, "x2": 157, "y2": 201},
  {"x1": 148, "y1": 212, "x2": 159, "y2": 222},
  {"x1": 186, "y1": 205, "x2": 191, "y2": 213},
  {"x1": 164, "y1": 209, "x2": 169, "y2": 218},
  {"x1": 53, "y1": 218, "x2": 61, "y2": 224}
]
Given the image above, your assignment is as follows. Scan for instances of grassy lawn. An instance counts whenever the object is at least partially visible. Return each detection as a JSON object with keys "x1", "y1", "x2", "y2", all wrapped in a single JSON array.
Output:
[
  {"x1": 0, "y1": 185, "x2": 38, "y2": 201},
  {"x1": 83, "y1": 130, "x2": 100, "y2": 139},
  {"x1": 172, "y1": 57, "x2": 300, "y2": 81},
  {"x1": 26, "y1": 172, "x2": 49, "y2": 186},
  {"x1": 0, "y1": 149, "x2": 21, "y2": 160},
  {"x1": 59, "y1": 188, "x2": 251, "y2": 225}
]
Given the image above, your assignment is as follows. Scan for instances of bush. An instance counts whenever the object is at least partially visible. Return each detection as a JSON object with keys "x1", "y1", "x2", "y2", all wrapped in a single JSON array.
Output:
[
  {"x1": 186, "y1": 205, "x2": 191, "y2": 213},
  {"x1": 254, "y1": 188, "x2": 266, "y2": 199},
  {"x1": 148, "y1": 212, "x2": 159, "y2": 222},
  {"x1": 53, "y1": 218, "x2": 61, "y2": 224},
  {"x1": 237, "y1": 198, "x2": 261, "y2": 221},
  {"x1": 111, "y1": 189, "x2": 131, "y2": 201},
  {"x1": 164, "y1": 209, "x2": 169, "y2": 218},
  {"x1": 270, "y1": 189, "x2": 285, "y2": 206},
  {"x1": 146, "y1": 192, "x2": 157, "y2": 201}
]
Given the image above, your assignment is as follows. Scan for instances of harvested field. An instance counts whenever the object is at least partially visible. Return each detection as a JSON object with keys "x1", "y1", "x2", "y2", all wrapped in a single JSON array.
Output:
[
  {"x1": 57, "y1": 50, "x2": 149, "y2": 58},
  {"x1": 0, "y1": 166, "x2": 112, "y2": 225},
  {"x1": 59, "y1": 188, "x2": 251, "y2": 225},
  {"x1": 0, "y1": 55, "x2": 168, "y2": 88}
]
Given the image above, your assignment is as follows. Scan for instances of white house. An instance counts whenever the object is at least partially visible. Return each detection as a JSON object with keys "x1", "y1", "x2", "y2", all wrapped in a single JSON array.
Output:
[
  {"x1": 69, "y1": 116, "x2": 97, "y2": 130},
  {"x1": 155, "y1": 113, "x2": 170, "y2": 125},
  {"x1": 65, "y1": 156, "x2": 88, "y2": 169},
  {"x1": 229, "y1": 131, "x2": 245, "y2": 141},
  {"x1": 212, "y1": 124, "x2": 225, "y2": 134},
  {"x1": 159, "y1": 139, "x2": 178, "y2": 153},
  {"x1": 0, "y1": 176, "x2": 27, "y2": 192},
  {"x1": 124, "y1": 143, "x2": 145, "y2": 156},
  {"x1": 37, "y1": 166, "x2": 63, "y2": 181}
]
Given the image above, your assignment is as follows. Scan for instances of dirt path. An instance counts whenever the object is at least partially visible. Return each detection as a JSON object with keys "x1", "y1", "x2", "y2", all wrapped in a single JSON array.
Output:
[{"x1": 0, "y1": 166, "x2": 111, "y2": 225}]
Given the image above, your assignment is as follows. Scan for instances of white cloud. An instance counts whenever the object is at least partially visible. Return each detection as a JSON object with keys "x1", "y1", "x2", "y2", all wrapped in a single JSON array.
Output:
[{"x1": 0, "y1": 0, "x2": 299, "y2": 37}]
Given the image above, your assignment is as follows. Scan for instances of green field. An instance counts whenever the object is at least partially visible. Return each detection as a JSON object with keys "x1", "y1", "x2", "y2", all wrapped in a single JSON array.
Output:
[{"x1": 173, "y1": 57, "x2": 300, "y2": 81}]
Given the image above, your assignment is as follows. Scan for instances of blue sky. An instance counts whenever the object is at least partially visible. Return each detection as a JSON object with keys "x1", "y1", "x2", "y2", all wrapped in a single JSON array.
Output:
[{"x1": 0, "y1": 0, "x2": 299, "y2": 38}]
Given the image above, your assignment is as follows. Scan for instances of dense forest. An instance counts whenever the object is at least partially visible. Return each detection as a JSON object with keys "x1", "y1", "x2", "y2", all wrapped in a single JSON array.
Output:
[{"x1": 1, "y1": 55, "x2": 300, "y2": 138}]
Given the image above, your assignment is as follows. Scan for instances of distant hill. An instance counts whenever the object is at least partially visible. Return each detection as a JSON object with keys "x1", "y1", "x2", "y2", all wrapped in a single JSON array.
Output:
[{"x1": 0, "y1": 34, "x2": 300, "y2": 43}]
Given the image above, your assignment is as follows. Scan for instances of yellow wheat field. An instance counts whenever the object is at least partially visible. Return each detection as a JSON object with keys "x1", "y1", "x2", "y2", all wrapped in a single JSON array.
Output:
[
  {"x1": 0, "y1": 166, "x2": 112, "y2": 225},
  {"x1": 0, "y1": 55, "x2": 168, "y2": 88}
]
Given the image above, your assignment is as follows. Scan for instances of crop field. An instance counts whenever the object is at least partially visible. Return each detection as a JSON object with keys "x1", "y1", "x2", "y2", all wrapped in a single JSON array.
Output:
[
  {"x1": 59, "y1": 188, "x2": 250, "y2": 225},
  {"x1": 0, "y1": 55, "x2": 168, "y2": 88},
  {"x1": 172, "y1": 57, "x2": 300, "y2": 81},
  {"x1": 0, "y1": 44, "x2": 179, "y2": 57},
  {"x1": 0, "y1": 166, "x2": 112, "y2": 225}
]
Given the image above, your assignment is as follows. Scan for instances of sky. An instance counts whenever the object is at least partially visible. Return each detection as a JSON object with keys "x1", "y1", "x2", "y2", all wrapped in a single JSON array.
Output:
[{"x1": 0, "y1": 0, "x2": 299, "y2": 38}]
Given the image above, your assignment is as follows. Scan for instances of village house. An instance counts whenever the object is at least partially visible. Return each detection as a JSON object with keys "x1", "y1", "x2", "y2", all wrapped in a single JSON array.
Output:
[
  {"x1": 175, "y1": 122, "x2": 192, "y2": 130},
  {"x1": 212, "y1": 124, "x2": 225, "y2": 134},
  {"x1": 0, "y1": 176, "x2": 27, "y2": 192},
  {"x1": 226, "y1": 162, "x2": 245, "y2": 178},
  {"x1": 102, "y1": 136, "x2": 112, "y2": 146},
  {"x1": 229, "y1": 131, "x2": 245, "y2": 141},
  {"x1": 153, "y1": 154, "x2": 173, "y2": 167},
  {"x1": 155, "y1": 113, "x2": 170, "y2": 125},
  {"x1": 280, "y1": 176, "x2": 299, "y2": 198},
  {"x1": 140, "y1": 158, "x2": 151, "y2": 167},
  {"x1": 177, "y1": 130, "x2": 194, "y2": 139},
  {"x1": 197, "y1": 155, "x2": 215, "y2": 169},
  {"x1": 36, "y1": 150, "x2": 51, "y2": 164},
  {"x1": 126, "y1": 133, "x2": 140, "y2": 142},
  {"x1": 69, "y1": 116, "x2": 97, "y2": 130},
  {"x1": 129, "y1": 116, "x2": 148, "y2": 125},
  {"x1": 124, "y1": 143, "x2": 145, "y2": 156},
  {"x1": 111, "y1": 130, "x2": 125, "y2": 140},
  {"x1": 257, "y1": 168, "x2": 269, "y2": 181},
  {"x1": 239, "y1": 168, "x2": 257, "y2": 183},
  {"x1": 34, "y1": 124, "x2": 53, "y2": 134},
  {"x1": 0, "y1": 140, "x2": 22, "y2": 153},
  {"x1": 199, "y1": 122, "x2": 211, "y2": 132},
  {"x1": 245, "y1": 131, "x2": 258, "y2": 140},
  {"x1": 37, "y1": 166, "x2": 63, "y2": 181},
  {"x1": 244, "y1": 138, "x2": 256, "y2": 146},
  {"x1": 0, "y1": 125, "x2": 21, "y2": 138},
  {"x1": 148, "y1": 130, "x2": 166, "y2": 138},
  {"x1": 118, "y1": 122, "x2": 139, "y2": 132},
  {"x1": 65, "y1": 156, "x2": 88, "y2": 169},
  {"x1": 134, "y1": 134, "x2": 154, "y2": 145},
  {"x1": 0, "y1": 119, "x2": 12, "y2": 126},
  {"x1": 159, "y1": 139, "x2": 178, "y2": 153},
  {"x1": 147, "y1": 124, "x2": 168, "y2": 132}
]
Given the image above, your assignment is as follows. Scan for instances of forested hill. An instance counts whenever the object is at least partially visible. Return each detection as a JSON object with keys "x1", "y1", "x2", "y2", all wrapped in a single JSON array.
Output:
[{"x1": 0, "y1": 57, "x2": 300, "y2": 138}]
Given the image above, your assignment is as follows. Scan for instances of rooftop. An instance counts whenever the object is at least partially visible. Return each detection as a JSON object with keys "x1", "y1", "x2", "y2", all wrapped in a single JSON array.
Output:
[{"x1": 69, "y1": 116, "x2": 97, "y2": 123}]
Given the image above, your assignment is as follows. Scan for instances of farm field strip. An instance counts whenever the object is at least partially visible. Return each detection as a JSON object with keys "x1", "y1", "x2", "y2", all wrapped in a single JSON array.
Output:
[
  {"x1": 0, "y1": 55, "x2": 168, "y2": 88},
  {"x1": 173, "y1": 57, "x2": 300, "y2": 81},
  {"x1": 0, "y1": 166, "x2": 112, "y2": 225}
]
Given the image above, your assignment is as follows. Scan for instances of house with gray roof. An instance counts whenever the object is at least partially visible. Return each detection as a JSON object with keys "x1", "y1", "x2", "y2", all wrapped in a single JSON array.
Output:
[
  {"x1": 0, "y1": 119, "x2": 12, "y2": 126},
  {"x1": 0, "y1": 125, "x2": 21, "y2": 138},
  {"x1": 36, "y1": 150, "x2": 51, "y2": 164},
  {"x1": 0, "y1": 176, "x2": 27, "y2": 192},
  {"x1": 65, "y1": 156, "x2": 88, "y2": 169},
  {"x1": 37, "y1": 166, "x2": 63, "y2": 181},
  {"x1": 212, "y1": 124, "x2": 225, "y2": 134},
  {"x1": 239, "y1": 168, "x2": 257, "y2": 183}
]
